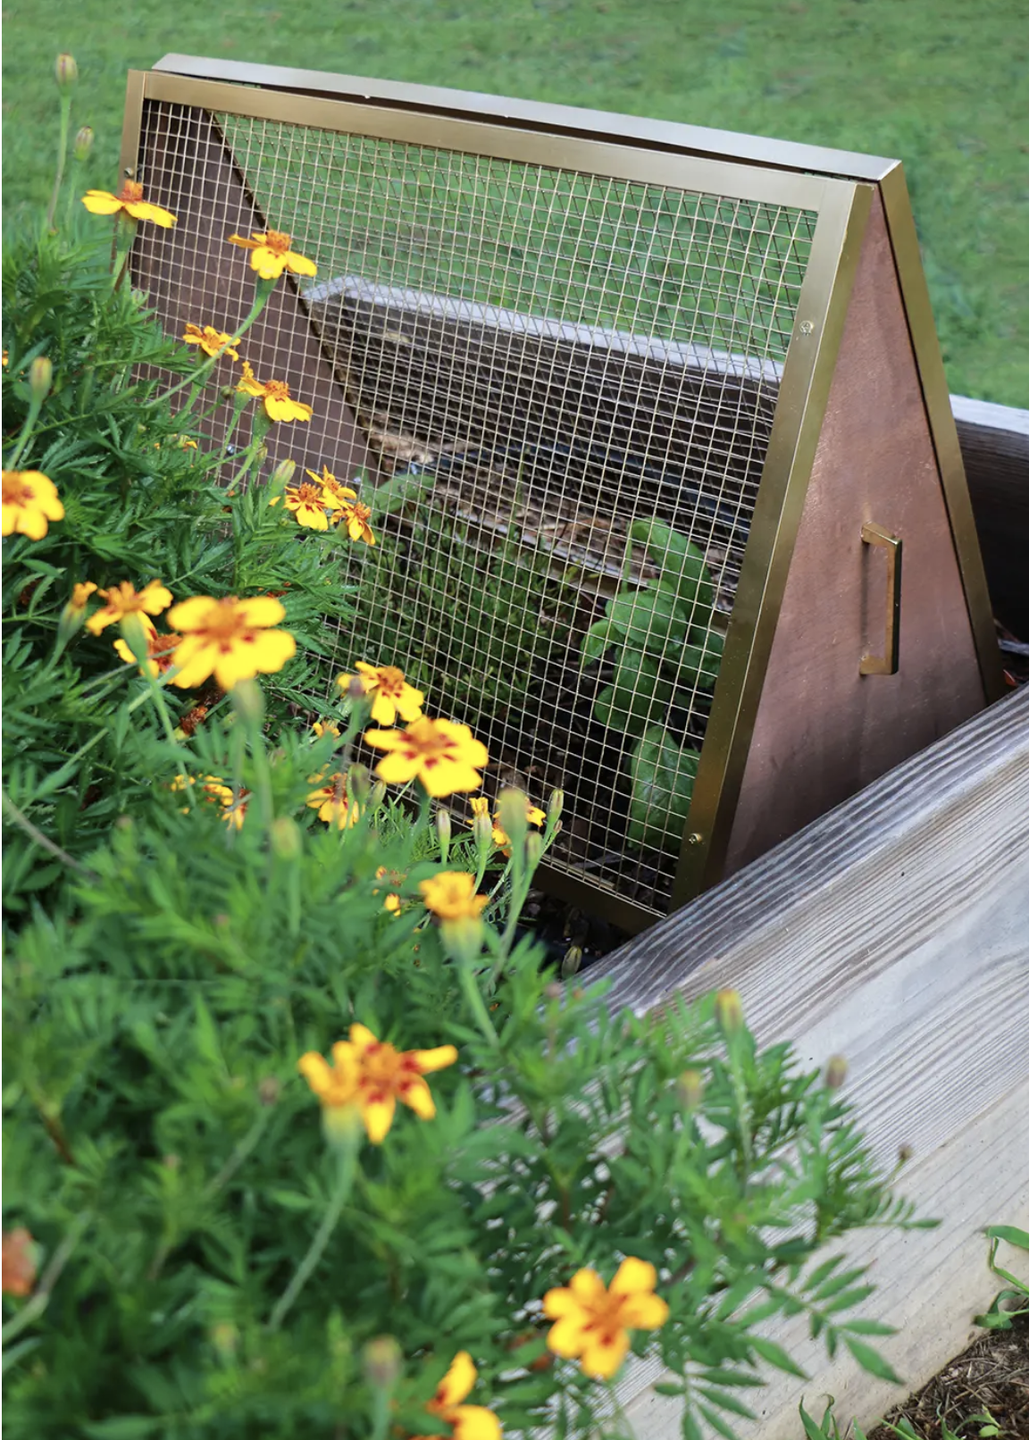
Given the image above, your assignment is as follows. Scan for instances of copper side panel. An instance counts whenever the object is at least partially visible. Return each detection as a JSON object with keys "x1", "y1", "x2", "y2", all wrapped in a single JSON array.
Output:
[
  {"x1": 722, "y1": 192, "x2": 986, "y2": 877},
  {"x1": 128, "y1": 100, "x2": 376, "y2": 481}
]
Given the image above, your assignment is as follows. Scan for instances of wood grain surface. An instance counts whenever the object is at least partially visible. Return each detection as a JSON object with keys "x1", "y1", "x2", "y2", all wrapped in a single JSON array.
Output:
[{"x1": 588, "y1": 684, "x2": 1029, "y2": 1434}]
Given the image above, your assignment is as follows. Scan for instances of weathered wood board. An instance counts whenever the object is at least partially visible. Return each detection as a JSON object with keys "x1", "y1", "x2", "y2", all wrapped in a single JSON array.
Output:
[
  {"x1": 952, "y1": 395, "x2": 1029, "y2": 639},
  {"x1": 589, "y1": 683, "x2": 1029, "y2": 1435}
]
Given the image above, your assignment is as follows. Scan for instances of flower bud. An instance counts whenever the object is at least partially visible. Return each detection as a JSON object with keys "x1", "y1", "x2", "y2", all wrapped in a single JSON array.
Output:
[
  {"x1": 369, "y1": 781, "x2": 387, "y2": 809},
  {"x1": 362, "y1": 1335, "x2": 402, "y2": 1392},
  {"x1": 675, "y1": 1069, "x2": 705, "y2": 1111},
  {"x1": 270, "y1": 816, "x2": 302, "y2": 861},
  {"x1": 824, "y1": 1054, "x2": 848, "y2": 1091},
  {"x1": 268, "y1": 457, "x2": 296, "y2": 488},
  {"x1": 436, "y1": 807, "x2": 452, "y2": 859},
  {"x1": 472, "y1": 809, "x2": 493, "y2": 854},
  {"x1": 1, "y1": 1228, "x2": 38, "y2": 1298},
  {"x1": 55, "y1": 53, "x2": 78, "y2": 91},
  {"x1": 57, "y1": 580, "x2": 97, "y2": 646},
  {"x1": 524, "y1": 831, "x2": 544, "y2": 870},
  {"x1": 561, "y1": 944, "x2": 583, "y2": 979},
  {"x1": 29, "y1": 356, "x2": 52, "y2": 404},
  {"x1": 210, "y1": 1322, "x2": 239, "y2": 1358},
  {"x1": 547, "y1": 788, "x2": 565, "y2": 826},
  {"x1": 440, "y1": 914, "x2": 486, "y2": 966},
  {"x1": 119, "y1": 611, "x2": 151, "y2": 666},
  {"x1": 73, "y1": 126, "x2": 94, "y2": 162},
  {"x1": 347, "y1": 763, "x2": 372, "y2": 804},
  {"x1": 496, "y1": 787, "x2": 529, "y2": 846},
  {"x1": 231, "y1": 677, "x2": 265, "y2": 724},
  {"x1": 714, "y1": 988, "x2": 744, "y2": 1036}
]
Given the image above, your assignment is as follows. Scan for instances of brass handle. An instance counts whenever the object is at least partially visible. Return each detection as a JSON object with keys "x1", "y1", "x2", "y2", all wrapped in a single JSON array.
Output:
[{"x1": 860, "y1": 521, "x2": 902, "y2": 675}]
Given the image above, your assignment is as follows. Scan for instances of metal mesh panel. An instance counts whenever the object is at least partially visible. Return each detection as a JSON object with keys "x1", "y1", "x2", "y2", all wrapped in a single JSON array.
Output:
[{"x1": 134, "y1": 97, "x2": 817, "y2": 914}]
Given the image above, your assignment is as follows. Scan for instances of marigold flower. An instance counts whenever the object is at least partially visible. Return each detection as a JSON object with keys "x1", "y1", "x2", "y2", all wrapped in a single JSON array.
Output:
[
  {"x1": 227, "y1": 228, "x2": 317, "y2": 280},
  {"x1": 2, "y1": 469, "x2": 64, "y2": 540},
  {"x1": 383, "y1": 892, "x2": 402, "y2": 914},
  {"x1": 62, "y1": 580, "x2": 97, "y2": 616},
  {"x1": 235, "y1": 362, "x2": 313, "y2": 423},
  {"x1": 312, "y1": 720, "x2": 341, "y2": 740},
  {"x1": 337, "y1": 661, "x2": 424, "y2": 726},
  {"x1": 182, "y1": 323, "x2": 241, "y2": 360},
  {"x1": 309, "y1": 466, "x2": 357, "y2": 510},
  {"x1": 419, "y1": 871, "x2": 488, "y2": 922},
  {"x1": 543, "y1": 1258, "x2": 669, "y2": 1379},
  {"x1": 81, "y1": 180, "x2": 176, "y2": 228},
  {"x1": 333, "y1": 497, "x2": 376, "y2": 545},
  {"x1": 365, "y1": 717, "x2": 488, "y2": 799},
  {"x1": 112, "y1": 614, "x2": 180, "y2": 678},
  {"x1": 85, "y1": 579, "x2": 172, "y2": 635},
  {"x1": 2, "y1": 1228, "x2": 37, "y2": 1298},
  {"x1": 282, "y1": 479, "x2": 340, "y2": 530},
  {"x1": 299, "y1": 1024, "x2": 457, "y2": 1145},
  {"x1": 306, "y1": 772, "x2": 362, "y2": 829},
  {"x1": 411, "y1": 1352, "x2": 501, "y2": 1440},
  {"x1": 166, "y1": 594, "x2": 296, "y2": 690}
]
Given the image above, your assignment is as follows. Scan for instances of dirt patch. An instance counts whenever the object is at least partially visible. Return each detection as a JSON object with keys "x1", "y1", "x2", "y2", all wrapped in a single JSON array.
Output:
[{"x1": 866, "y1": 1314, "x2": 1029, "y2": 1439}]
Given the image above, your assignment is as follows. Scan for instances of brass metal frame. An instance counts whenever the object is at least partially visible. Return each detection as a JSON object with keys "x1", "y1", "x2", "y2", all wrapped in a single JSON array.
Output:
[
  {"x1": 118, "y1": 59, "x2": 1000, "y2": 934},
  {"x1": 860, "y1": 523, "x2": 903, "y2": 676}
]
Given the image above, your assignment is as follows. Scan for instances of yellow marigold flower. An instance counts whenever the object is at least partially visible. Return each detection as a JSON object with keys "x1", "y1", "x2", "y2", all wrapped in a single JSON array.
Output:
[
  {"x1": 282, "y1": 479, "x2": 340, "y2": 530},
  {"x1": 182, "y1": 323, "x2": 241, "y2": 360},
  {"x1": 235, "y1": 362, "x2": 313, "y2": 423},
  {"x1": 86, "y1": 579, "x2": 172, "y2": 636},
  {"x1": 384, "y1": 892, "x2": 402, "y2": 914},
  {"x1": 2, "y1": 470, "x2": 64, "y2": 540},
  {"x1": 337, "y1": 661, "x2": 424, "y2": 726},
  {"x1": 166, "y1": 594, "x2": 296, "y2": 690},
  {"x1": 312, "y1": 720, "x2": 341, "y2": 739},
  {"x1": 70, "y1": 581, "x2": 97, "y2": 611},
  {"x1": 81, "y1": 179, "x2": 176, "y2": 228},
  {"x1": 411, "y1": 1352, "x2": 501, "y2": 1440},
  {"x1": 543, "y1": 1258, "x2": 669, "y2": 1379},
  {"x1": 227, "y1": 228, "x2": 317, "y2": 280},
  {"x1": 306, "y1": 772, "x2": 362, "y2": 829},
  {"x1": 112, "y1": 614, "x2": 180, "y2": 678},
  {"x1": 194, "y1": 776, "x2": 249, "y2": 829},
  {"x1": 333, "y1": 497, "x2": 376, "y2": 545},
  {"x1": 309, "y1": 466, "x2": 357, "y2": 510},
  {"x1": 365, "y1": 716, "x2": 488, "y2": 799},
  {"x1": 299, "y1": 1023, "x2": 457, "y2": 1145},
  {"x1": 419, "y1": 871, "x2": 488, "y2": 922}
]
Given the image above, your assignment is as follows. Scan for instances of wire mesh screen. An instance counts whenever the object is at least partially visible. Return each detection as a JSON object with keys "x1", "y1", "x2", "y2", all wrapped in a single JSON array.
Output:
[{"x1": 134, "y1": 96, "x2": 817, "y2": 914}]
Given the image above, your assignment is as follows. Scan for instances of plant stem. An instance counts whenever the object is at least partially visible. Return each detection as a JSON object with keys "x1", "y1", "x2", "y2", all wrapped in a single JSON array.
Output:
[
  {"x1": 457, "y1": 959, "x2": 500, "y2": 1047},
  {"x1": 1, "y1": 794, "x2": 97, "y2": 879},
  {"x1": 266, "y1": 1141, "x2": 359, "y2": 1333},
  {"x1": 45, "y1": 92, "x2": 73, "y2": 231}
]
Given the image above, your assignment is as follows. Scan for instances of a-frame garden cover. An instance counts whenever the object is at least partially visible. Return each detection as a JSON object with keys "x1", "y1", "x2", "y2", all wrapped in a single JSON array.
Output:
[{"x1": 120, "y1": 55, "x2": 999, "y2": 931}]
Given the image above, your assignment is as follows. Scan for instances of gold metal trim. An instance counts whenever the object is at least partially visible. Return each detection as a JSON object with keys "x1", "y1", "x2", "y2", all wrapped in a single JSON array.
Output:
[
  {"x1": 140, "y1": 71, "x2": 830, "y2": 211},
  {"x1": 670, "y1": 181, "x2": 875, "y2": 904},
  {"x1": 151, "y1": 53, "x2": 899, "y2": 183},
  {"x1": 860, "y1": 522, "x2": 902, "y2": 675},
  {"x1": 878, "y1": 165, "x2": 1004, "y2": 703},
  {"x1": 119, "y1": 70, "x2": 147, "y2": 183}
]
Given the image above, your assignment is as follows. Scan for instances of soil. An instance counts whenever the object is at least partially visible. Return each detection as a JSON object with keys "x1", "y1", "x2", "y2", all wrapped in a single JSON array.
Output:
[{"x1": 866, "y1": 1313, "x2": 1029, "y2": 1440}]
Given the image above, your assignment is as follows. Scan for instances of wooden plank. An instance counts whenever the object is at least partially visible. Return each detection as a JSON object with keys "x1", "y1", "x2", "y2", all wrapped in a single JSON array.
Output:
[
  {"x1": 587, "y1": 684, "x2": 1029, "y2": 1432},
  {"x1": 952, "y1": 395, "x2": 1029, "y2": 637}
]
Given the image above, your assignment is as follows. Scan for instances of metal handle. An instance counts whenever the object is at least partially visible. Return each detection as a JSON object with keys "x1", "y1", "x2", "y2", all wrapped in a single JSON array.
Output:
[{"x1": 860, "y1": 521, "x2": 902, "y2": 675}]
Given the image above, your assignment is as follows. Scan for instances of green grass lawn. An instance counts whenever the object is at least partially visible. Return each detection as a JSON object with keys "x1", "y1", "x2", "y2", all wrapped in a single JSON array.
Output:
[{"x1": 3, "y1": 0, "x2": 1026, "y2": 405}]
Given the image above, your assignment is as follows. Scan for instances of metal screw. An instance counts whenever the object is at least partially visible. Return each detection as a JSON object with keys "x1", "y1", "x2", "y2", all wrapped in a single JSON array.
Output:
[
  {"x1": 686, "y1": 832, "x2": 703, "y2": 847},
  {"x1": 800, "y1": 320, "x2": 814, "y2": 335},
  {"x1": 124, "y1": 167, "x2": 134, "y2": 177}
]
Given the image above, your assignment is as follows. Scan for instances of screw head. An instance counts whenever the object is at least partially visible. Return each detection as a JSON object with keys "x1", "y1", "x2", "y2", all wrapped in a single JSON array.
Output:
[
  {"x1": 687, "y1": 832, "x2": 703, "y2": 847},
  {"x1": 800, "y1": 320, "x2": 815, "y2": 335}
]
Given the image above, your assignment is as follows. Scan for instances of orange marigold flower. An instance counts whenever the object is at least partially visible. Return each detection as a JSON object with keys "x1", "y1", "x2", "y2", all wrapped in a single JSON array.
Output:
[
  {"x1": 2, "y1": 1228, "x2": 38, "y2": 1298},
  {"x1": 333, "y1": 497, "x2": 376, "y2": 545},
  {"x1": 411, "y1": 1352, "x2": 501, "y2": 1440},
  {"x1": 306, "y1": 772, "x2": 361, "y2": 829},
  {"x1": 235, "y1": 362, "x2": 313, "y2": 423},
  {"x1": 365, "y1": 716, "x2": 488, "y2": 799},
  {"x1": 543, "y1": 1258, "x2": 669, "y2": 1379},
  {"x1": 166, "y1": 594, "x2": 296, "y2": 690},
  {"x1": 337, "y1": 661, "x2": 424, "y2": 726},
  {"x1": 227, "y1": 228, "x2": 317, "y2": 280},
  {"x1": 299, "y1": 1023, "x2": 457, "y2": 1145},
  {"x1": 81, "y1": 180, "x2": 176, "y2": 228},
  {"x1": 85, "y1": 579, "x2": 172, "y2": 636},
  {"x1": 309, "y1": 466, "x2": 357, "y2": 510},
  {"x1": 282, "y1": 479, "x2": 340, "y2": 530},
  {"x1": 419, "y1": 871, "x2": 488, "y2": 922},
  {"x1": 183, "y1": 323, "x2": 241, "y2": 360},
  {"x1": 2, "y1": 470, "x2": 64, "y2": 540},
  {"x1": 112, "y1": 614, "x2": 180, "y2": 678},
  {"x1": 312, "y1": 720, "x2": 341, "y2": 739}
]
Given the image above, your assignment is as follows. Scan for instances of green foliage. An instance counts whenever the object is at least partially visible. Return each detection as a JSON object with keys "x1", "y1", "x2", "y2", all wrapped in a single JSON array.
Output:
[
  {"x1": 581, "y1": 517, "x2": 724, "y2": 851},
  {"x1": 974, "y1": 1224, "x2": 1029, "y2": 1331}
]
